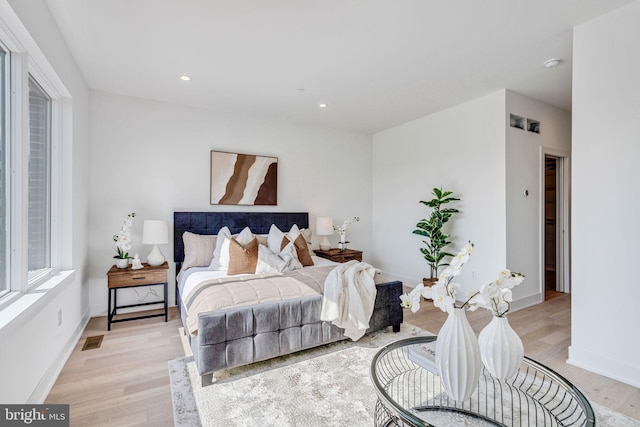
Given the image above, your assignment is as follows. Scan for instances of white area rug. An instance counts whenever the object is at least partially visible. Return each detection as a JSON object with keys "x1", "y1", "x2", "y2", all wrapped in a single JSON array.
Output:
[{"x1": 169, "y1": 325, "x2": 639, "y2": 427}]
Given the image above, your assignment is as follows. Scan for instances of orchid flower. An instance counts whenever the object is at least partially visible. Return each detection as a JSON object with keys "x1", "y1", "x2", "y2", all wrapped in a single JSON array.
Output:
[
  {"x1": 113, "y1": 212, "x2": 136, "y2": 259},
  {"x1": 399, "y1": 241, "x2": 525, "y2": 317}
]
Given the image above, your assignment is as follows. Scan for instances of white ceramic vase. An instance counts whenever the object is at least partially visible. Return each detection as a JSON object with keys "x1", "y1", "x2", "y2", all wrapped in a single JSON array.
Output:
[
  {"x1": 338, "y1": 233, "x2": 347, "y2": 250},
  {"x1": 478, "y1": 315, "x2": 524, "y2": 381},
  {"x1": 115, "y1": 258, "x2": 129, "y2": 269},
  {"x1": 435, "y1": 307, "x2": 482, "y2": 401}
]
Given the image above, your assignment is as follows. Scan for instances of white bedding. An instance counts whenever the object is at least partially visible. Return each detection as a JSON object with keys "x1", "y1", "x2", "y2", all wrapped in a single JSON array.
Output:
[{"x1": 178, "y1": 255, "x2": 338, "y2": 310}]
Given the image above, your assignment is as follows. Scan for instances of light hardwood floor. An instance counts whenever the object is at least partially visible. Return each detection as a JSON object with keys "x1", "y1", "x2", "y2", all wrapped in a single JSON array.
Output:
[{"x1": 46, "y1": 294, "x2": 639, "y2": 426}]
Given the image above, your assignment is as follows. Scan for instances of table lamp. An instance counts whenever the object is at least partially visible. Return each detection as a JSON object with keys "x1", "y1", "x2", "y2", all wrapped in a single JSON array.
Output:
[
  {"x1": 316, "y1": 217, "x2": 334, "y2": 250},
  {"x1": 142, "y1": 220, "x2": 169, "y2": 266}
]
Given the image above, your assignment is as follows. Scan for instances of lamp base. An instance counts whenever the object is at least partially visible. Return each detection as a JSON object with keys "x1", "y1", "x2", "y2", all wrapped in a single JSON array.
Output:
[
  {"x1": 147, "y1": 244, "x2": 165, "y2": 266},
  {"x1": 319, "y1": 236, "x2": 331, "y2": 251}
]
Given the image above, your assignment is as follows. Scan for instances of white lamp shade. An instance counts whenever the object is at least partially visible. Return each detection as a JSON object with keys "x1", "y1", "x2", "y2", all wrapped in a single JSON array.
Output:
[
  {"x1": 142, "y1": 220, "x2": 169, "y2": 245},
  {"x1": 316, "y1": 217, "x2": 333, "y2": 251},
  {"x1": 316, "y1": 217, "x2": 334, "y2": 236},
  {"x1": 142, "y1": 220, "x2": 168, "y2": 266}
]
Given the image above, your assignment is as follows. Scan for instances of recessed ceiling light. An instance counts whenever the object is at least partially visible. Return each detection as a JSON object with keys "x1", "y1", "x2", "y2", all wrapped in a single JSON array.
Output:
[
  {"x1": 319, "y1": 103, "x2": 328, "y2": 108},
  {"x1": 543, "y1": 58, "x2": 561, "y2": 68},
  {"x1": 180, "y1": 75, "x2": 191, "y2": 81}
]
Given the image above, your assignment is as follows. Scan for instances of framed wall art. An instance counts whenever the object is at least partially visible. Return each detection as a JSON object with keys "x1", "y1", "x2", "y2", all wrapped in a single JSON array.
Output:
[{"x1": 210, "y1": 150, "x2": 278, "y2": 205}]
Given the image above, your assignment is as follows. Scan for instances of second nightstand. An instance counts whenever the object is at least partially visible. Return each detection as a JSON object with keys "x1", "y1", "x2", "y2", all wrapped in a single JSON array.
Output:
[{"x1": 314, "y1": 248, "x2": 363, "y2": 263}]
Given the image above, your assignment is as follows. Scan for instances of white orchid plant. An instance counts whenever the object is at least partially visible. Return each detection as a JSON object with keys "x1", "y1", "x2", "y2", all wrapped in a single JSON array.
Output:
[
  {"x1": 400, "y1": 242, "x2": 525, "y2": 317},
  {"x1": 468, "y1": 269, "x2": 525, "y2": 317},
  {"x1": 334, "y1": 216, "x2": 360, "y2": 238},
  {"x1": 113, "y1": 212, "x2": 135, "y2": 259}
]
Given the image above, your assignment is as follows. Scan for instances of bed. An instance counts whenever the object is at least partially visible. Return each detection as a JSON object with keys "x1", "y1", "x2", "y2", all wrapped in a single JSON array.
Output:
[{"x1": 174, "y1": 211, "x2": 403, "y2": 386}]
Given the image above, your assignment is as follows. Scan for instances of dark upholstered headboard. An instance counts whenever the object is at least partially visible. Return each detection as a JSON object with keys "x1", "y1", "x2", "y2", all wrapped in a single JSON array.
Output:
[{"x1": 173, "y1": 211, "x2": 309, "y2": 264}]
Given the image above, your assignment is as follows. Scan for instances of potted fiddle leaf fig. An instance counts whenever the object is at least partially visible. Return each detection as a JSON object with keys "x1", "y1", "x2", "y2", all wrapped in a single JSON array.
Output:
[{"x1": 413, "y1": 188, "x2": 460, "y2": 284}]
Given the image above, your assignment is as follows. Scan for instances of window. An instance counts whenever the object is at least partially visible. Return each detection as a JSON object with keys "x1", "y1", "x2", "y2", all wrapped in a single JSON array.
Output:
[
  {"x1": 0, "y1": 44, "x2": 7, "y2": 296},
  {"x1": 0, "y1": 35, "x2": 66, "y2": 300},
  {"x1": 0, "y1": 4, "x2": 71, "y2": 310},
  {"x1": 27, "y1": 76, "x2": 52, "y2": 280}
]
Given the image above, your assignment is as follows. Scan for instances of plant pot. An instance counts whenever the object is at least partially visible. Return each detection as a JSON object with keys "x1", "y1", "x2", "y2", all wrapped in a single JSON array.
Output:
[
  {"x1": 115, "y1": 258, "x2": 129, "y2": 269},
  {"x1": 422, "y1": 277, "x2": 438, "y2": 286}
]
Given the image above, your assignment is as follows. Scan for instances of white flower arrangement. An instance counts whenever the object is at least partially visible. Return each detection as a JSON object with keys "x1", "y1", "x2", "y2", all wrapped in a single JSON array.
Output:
[
  {"x1": 467, "y1": 270, "x2": 525, "y2": 317},
  {"x1": 113, "y1": 212, "x2": 136, "y2": 259},
  {"x1": 401, "y1": 242, "x2": 474, "y2": 313},
  {"x1": 400, "y1": 242, "x2": 525, "y2": 317},
  {"x1": 333, "y1": 216, "x2": 360, "y2": 238}
]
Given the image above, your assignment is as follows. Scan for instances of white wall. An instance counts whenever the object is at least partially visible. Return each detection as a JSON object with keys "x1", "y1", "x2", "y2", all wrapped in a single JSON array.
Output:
[
  {"x1": 0, "y1": 0, "x2": 90, "y2": 403},
  {"x1": 505, "y1": 91, "x2": 571, "y2": 306},
  {"x1": 371, "y1": 89, "x2": 571, "y2": 313},
  {"x1": 569, "y1": 0, "x2": 640, "y2": 387},
  {"x1": 87, "y1": 91, "x2": 373, "y2": 315},
  {"x1": 372, "y1": 91, "x2": 507, "y2": 297}
]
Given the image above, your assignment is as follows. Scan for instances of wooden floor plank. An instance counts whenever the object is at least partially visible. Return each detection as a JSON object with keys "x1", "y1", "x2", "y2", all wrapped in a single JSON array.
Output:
[{"x1": 45, "y1": 294, "x2": 640, "y2": 425}]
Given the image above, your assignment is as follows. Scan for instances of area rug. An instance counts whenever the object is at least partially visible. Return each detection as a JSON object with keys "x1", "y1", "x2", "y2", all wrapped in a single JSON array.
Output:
[{"x1": 169, "y1": 325, "x2": 639, "y2": 427}]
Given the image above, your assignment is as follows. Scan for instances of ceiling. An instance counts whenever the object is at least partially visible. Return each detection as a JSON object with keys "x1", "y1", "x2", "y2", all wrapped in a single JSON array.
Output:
[{"x1": 44, "y1": 0, "x2": 633, "y2": 134}]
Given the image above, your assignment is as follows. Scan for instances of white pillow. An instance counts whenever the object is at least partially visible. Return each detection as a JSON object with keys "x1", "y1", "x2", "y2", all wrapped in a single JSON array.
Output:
[
  {"x1": 267, "y1": 224, "x2": 286, "y2": 254},
  {"x1": 210, "y1": 226, "x2": 254, "y2": 270},
  {"x1": 268, "y1": 224, "x2": 313, "y2": 253},
  {"x1": 255, "y1": 244, "x2": 287, "y2": 274},
  {"x1": 235, "y1": 227, "x2": 255, "y2": 246}
]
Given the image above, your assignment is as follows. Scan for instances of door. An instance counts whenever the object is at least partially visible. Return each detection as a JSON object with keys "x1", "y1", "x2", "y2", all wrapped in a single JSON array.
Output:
[{"x1": 543, "y1": 153, "x2": 570, "y2": 298}]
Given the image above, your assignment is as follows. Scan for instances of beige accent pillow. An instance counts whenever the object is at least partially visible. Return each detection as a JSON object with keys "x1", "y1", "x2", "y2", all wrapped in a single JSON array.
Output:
[
  {"x1": 256, "y1": 234, "x2": 268, "y2": 247},
  {"x1": 182, "y1": 232, "x2": 217, "y2": 270},
  {"x1": 227, "y1": 237, "x2": 259, "y2": 275}
]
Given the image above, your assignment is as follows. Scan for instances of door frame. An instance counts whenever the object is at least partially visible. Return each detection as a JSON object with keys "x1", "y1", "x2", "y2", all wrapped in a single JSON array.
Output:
[{"x1": 540, "y1": 148, "x2": 570, "y2": 294}]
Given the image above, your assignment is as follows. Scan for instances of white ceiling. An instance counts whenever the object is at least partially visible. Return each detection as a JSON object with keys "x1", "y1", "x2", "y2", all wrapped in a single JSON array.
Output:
[{"x1": 45, "y1": 0, "x2": 634, "y2": 134}]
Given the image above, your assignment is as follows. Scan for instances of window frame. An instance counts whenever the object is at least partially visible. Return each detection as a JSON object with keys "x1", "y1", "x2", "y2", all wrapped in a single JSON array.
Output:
[
  {"x1": 0, "y1": 40, "x2": 9, "y2": 299},
  {"x1": 0, "y1": 8, "x2": 69, "y2": 299}
]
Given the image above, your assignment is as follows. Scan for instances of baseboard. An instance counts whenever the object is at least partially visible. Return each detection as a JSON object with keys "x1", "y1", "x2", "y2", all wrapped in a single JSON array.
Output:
[
  {"x1": 509, "y1": 292, "x2": 544, "y2": 313},
  {"x1": 27, "y1": 307, "x2": 91, "y2": 403},
  {"x1": 568, "y1": 345, "x2": 640, "y2": 389},
  {"x1": 379, "y1": 271, "x2": 416, "y2": 288}
]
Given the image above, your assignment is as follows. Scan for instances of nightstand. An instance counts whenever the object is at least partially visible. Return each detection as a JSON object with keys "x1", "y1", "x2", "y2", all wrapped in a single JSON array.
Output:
[
  {"x1": 314, "y1": 248, "x2": 363, "y2": 263},
  {"x1": 106, "y1": 262, "x2": 169, "y2": 330}
]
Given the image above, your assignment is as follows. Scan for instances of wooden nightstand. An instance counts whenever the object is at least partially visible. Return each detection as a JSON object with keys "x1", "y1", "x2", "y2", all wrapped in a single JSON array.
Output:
[
  {"x1": 314, "y1": 248, "x2": 363, "y2": 263},
  {"x1": 106, "y1": 262, "x2": 169, "y2": 330}
]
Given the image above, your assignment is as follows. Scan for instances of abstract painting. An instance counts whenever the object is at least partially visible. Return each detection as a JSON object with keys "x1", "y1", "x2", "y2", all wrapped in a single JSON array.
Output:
[{"x1": 210, "y1": 150, "x2": 278, "y2": 205}]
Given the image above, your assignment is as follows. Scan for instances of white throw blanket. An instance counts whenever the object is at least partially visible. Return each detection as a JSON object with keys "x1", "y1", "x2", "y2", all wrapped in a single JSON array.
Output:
[{"x1": 320, "y1": 260, "x2": 378, "y2": 341}]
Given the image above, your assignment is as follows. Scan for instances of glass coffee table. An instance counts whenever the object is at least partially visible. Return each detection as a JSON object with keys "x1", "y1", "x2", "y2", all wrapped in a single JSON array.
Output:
[{"x1": 370, "y1": 336, "x2": 595, "y2": 427}]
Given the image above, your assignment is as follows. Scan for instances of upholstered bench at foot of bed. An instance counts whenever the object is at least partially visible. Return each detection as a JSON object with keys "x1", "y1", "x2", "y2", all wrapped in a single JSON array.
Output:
[{"x1": 191, "y1": 280, "x2": 404, "y2": 386}]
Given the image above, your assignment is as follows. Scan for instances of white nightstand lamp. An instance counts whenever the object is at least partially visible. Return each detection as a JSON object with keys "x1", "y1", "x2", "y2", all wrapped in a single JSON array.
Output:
[
  {"x1": 316, "y1": 217, "x2": 334, "y2": 251},
  {"x1": 142, "y1": 220, "x2": 169, "y2": 266}
]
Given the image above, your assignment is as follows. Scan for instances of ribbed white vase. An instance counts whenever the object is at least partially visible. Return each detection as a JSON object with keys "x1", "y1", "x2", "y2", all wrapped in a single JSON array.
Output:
[
  {"x1": 478, "y1": 315, "x2": 524, "y2": 381},
  {"x1": 435, "y1": 307, "x2": 482, "y2": 401}
]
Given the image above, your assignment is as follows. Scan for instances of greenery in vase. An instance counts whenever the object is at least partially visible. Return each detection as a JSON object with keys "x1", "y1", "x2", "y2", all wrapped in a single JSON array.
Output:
[{"x1": 413, "y1": 187, "x2": 460, "y2": 280}]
